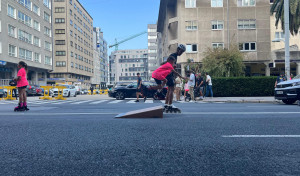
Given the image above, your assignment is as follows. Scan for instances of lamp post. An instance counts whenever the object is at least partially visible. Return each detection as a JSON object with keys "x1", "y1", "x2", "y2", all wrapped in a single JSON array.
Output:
[{"x1": 284, "y1": 0, "x2": 290, "y2": 80}]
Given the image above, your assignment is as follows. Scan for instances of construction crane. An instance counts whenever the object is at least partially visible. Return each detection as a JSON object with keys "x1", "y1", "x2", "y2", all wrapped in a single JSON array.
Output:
[{"x1": 109, "y1": 31, "x2": 147, "y2": 51}]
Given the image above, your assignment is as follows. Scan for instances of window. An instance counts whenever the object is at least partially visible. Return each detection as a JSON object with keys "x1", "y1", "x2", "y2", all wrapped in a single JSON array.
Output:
[
  {"x1": 8, "y1": 5, "x2": 16, "y2": 18},
  {"x1": 239, "y1": 42, "x2": 256, "y2": 51},
  {"x1": 18, "y1": 11, "x2": 32, "y2": 27},
  {"x1": 54, "y1": 0, "x2": 65, "y2": 2},
  {"x1": 33, "y1": 20, "x2": 40, "y2": 31},
  {"x1": 238, "y1": 20, "x2": 256, "y2": 29},
  {"x1": 70, "y1": 20, "x2": 73, "y2": 26},
  {"x1": 212, "y1": 20, "x2": 224, "y2": 30},
  {"x1": 71, "y1": 62, "x2": 74, "y2": 67},
  {"x1": 55, "y1": 29, "x2": 65, "y2": 34},
  {"x1": 186, "y1": 44, "x2": 198, "y2": 52},
  {"x1": 19, "y1": 48, "x2": 32, "y2": 61},
  {"x1": 55, "y1": 18, "x2": 65, "y2": 23},
  {"x1": 33, "y1": 36, "x2": 40, "y2": 47},
  {"x1": 34, "y1": 53, "x2": 41, "y2": 63},
  {"x1": 18, "y1": 0, "x2": 32, "y2": 10},
  {"x1": 44, "y1": 12, "x2": 50, "y2": 23},
  {"x1": 55, "y1": 40, "x2": 65, "y2": 45},
  {"x1": 71, "y1": 52, "x2": 74, "y2": 57},
  {"x1": 43, "y1": 0, "x2": 51, "y2": 9},
  {"x1": 8, "y1": 25, "x2": 16, "y2": 38},
  {"x1": 9, "y1": 44, "x2": 17, "y2": 57},
  {"x1": 185, "y1": 21, "x2": 198, "y2": 30},
  {"x1": 56, "y1": 61, "x2": 66, "y2": 67},
  {"x1": 185, "y1": 0, "x2": 196, "y2": 8},
  {"x1": 70, "y1": 9, "x2": 72, "y2": 15},
  {"x1": 212, "y1": 43, "x2": 224, "y2": 49},
  {"x1": 45, "y1": 56, "x2": 52, "y2": 65},
  {"x1": 56, "y1": 51, "x2": 66, "y2": 56},
  {"x1": 44, "y1": 27, "x2": 51, "y2": 36},
  {"x1": 55, "y1": 7, "x2": 65, "y2": 13},
  {"x1": 44, "y1": 41, "x2": 52, "y2": 51},
  {"x1": 211, "y1": 0, "x2": 223, "y2": 7},
  {"x1": 33, "y1": 4, "x2": 40, "y2": 15},
  {"x1": 70, "y1": 30, "x2": 73, "y2": 36},
  {"x1": 237, "y1": 0, "x2": 255, "y2": 6},
  {"x1": 18, "y1": 29, "x2": 32, "y2": 44},
  {"x1": 69, "y1": 0, "x2": 72, "y2": 5},
  {"x1": 275, "y1": 32, "x2": 285, "y2": 39}
]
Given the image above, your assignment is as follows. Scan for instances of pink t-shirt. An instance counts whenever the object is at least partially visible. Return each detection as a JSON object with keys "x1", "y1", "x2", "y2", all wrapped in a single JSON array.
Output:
[
  {"x1": 17, "y1": 68, "x2": 29, "y2": 87},
  {"x1": 152, "y1": 62, "x2": 174, "y2": 80}
]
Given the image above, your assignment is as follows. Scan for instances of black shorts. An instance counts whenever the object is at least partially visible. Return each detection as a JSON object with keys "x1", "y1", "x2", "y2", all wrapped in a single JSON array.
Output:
[
  {"x1": 166, "y1": 74, "x2": 175, "y2": 87},
  {"x1": 154, "y1": 78, "x2": 162, "y2": 85},
  {"x1": 18, "y1": 86, "x2": 27, "y2": 89},
  {"x1": 136, "y1": 88, "x2": 142, "y2": 93}
]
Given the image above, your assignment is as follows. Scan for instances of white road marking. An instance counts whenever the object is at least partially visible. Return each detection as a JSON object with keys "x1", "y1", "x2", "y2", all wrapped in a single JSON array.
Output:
[
  {"x1": 51, "y1": 100, "x2": 75, "y2": 104},
  {"x1": 145, "y1": 100, "x2": 153, "y2": 103},
  {"x1": 71, "y1": 100, "x2": 93, "y2": 104},
  {"x1": 127, "y1": 100, "x2": 137, "y2": 104},
  {"x1": 89, "y1": 100, "x2": 109, "y2": 104},
  {"x1": 222, "y1": 135, "x2": 300, "y2": 138},
  {"x1": 108, "y1": 100, "x2": 123, "y2": 104}
]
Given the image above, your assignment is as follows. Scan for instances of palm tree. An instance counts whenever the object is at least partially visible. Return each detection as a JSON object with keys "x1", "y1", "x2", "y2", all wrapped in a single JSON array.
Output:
[{"x1": 270, "y1": 0, "x2": 300, "y2": 36}]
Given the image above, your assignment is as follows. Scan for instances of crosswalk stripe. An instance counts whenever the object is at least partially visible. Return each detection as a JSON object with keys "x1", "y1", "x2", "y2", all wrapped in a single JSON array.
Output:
[
  {"x1": 51, "y1": 100, "x2": 75, "y2": 104},
  {"x1": 108, "y1": 100, "x2": 123, "y2": 104},
  {"x1": 145, "y1": 100, "x2": 153, "y2": 103},
  {"x1": 160, "y1": 100, "x2": 165, "y2": 104},
  {"x1": 89, "y1": 100, "x2": 109, "y2": 104},
  {"x1": 71, "y1": 100, "x2": 93, "y2": 104},
  {"x1": 127, "y1": 100, "x2": 136, "y2": 104}
]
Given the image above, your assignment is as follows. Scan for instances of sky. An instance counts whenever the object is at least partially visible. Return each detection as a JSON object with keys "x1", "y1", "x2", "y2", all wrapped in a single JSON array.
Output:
[{"x1": 79, "y1": 0, "x2": 160, "y2": 55}]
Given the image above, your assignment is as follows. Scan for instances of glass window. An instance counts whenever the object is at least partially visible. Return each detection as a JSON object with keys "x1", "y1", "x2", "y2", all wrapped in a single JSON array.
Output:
[
  {"x1": 185, "y1": 0, "x2": 196, "y2": 8},
  {"x1": 44, "y1": 12, "x2": 51, "y2": 23},
  {"x1": 238, "y1": 20, "x2": 256, "y2": 29},
  {"x1": 185, "y1": 21, "x2": 198, "y2": 30},
  {"x1": 33, "y1": 36, "x2": 40, "y2": 47},
  {"x1": 33, "y1": 4, "x2": 40, "y2": 15},
  {"x1": 7, "y1": 5, "x2": 16, "y2": 18},
  {"x1": 186, "y1": 44, "x2": 198, "y2": 52},
  {"x1": 8, "y1": 25, "x2": 16, "y2": 37},
  {"x1": 33, "y1": 20, "x2": 40, "y2": 31},
  {"x1": 44, "y1": 27, "x2": 51, "y2": 36},
  {"x1": 212, "y1": 20, "x2": 224, "y2": 30},
  {"x1": 211, "y1": 0, "x2": 223, "y2": 7},
  {"x1": 45, "y1": 56, "x2": 52, "y2": 65},
  {"x1": 8, "y1": 44, "x2": 16, "y2": 57},
  {"x1": 212, "y1": 43, "x2": 224, "y2": 49},
  {"x1": 34, "y1": 53, "x2": 41, "y2": 63},
  {"x1": 237, "y1": 0, "x2": 256, "y2": 6},
  {"x1": 239, "y1": 42, "x2": 256, "y2": 51},
  {"x1": 44, "y1": 41, "x2": 52, "y2": 51}
]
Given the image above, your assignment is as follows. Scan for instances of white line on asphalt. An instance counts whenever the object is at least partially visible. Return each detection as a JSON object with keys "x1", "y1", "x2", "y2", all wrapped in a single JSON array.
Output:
[
  {"x1": 145, "y1": 100, "x2": 153, "y2": 103},
  {"x1": 127, "y1": 100, "x2": 136, "y2": 104},
  {"x1": 182, "y1": 112, "x2": 300, "y2": 115},
  {"x1": 160, "y1": 100, "x2": 166, "y2": 104},
  {"x1": 108, "y1": 100, "x2": 123, "y2": 104},
  {"x1": 222, "y1": 135, "x2": 300, "y2": 138},
  {"x1": 89, "y1": 100, "x2": 109, "y2": 104},
  {"x1": 51, "y1": 100, "x2": 76, "y2": 104},
  {"x1": 70, "y1": 100, "x2": 93, "y2": 104}
]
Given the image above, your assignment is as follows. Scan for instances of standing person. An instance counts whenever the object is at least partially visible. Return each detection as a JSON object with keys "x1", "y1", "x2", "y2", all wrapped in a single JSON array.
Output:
[
  {"x1": 274, "y1": 72, "x2": 286, "y2": 88},
  {"x1": 196, "y1": 73, "x2": 204, "y2": 100},
  {"x1": 9, "y1": 77, "x2": 18, "y2": 100},
  {"x1": 188, "y1": 71, "x2": 196, "y2": 102},
  {"x1": 164, "y1": 44, "x2": 186, "y2": 109},
  {"x1": 184, "y1": 82, "x2": 189, "y2": 100},
  {"x1": 290, "y1": 74, "x2": 294, "y2": 80},
  {"x1": 175, "y1": 76, "x2": 182, "y2": 101},
  {"x1": 90, "y1": 86, "x2": 94, "y2": 95},
  {"x1": 205, "y1": 72, "x2": 213, "y2": 98},
  {"x1": 14, "y1": 61, "x2": 29, "y2": 111},
  {"x1": 135, "y1": 73, "x2": 146, "y2": 102}
]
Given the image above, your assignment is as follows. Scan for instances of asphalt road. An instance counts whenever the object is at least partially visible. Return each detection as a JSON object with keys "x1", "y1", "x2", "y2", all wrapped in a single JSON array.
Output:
[{"x1": 0, "y1": 100, "x2": 300, "y2": 176}]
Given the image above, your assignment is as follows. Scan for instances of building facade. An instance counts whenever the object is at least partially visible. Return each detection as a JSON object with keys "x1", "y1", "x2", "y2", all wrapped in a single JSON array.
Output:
[
  {"x1": 147, "y1": 24, "x2": 160, "y2": 79},
  {"x1": 157, "y1": 0, "x2": 300, "y2": 76},
  {"x1": 109, "y1": 49, "x2": 148, "y2": 84},
  {"x1": 51, "y1": 0, "x2": 94, "y2": 88},
  {"x1": 92, "y1": 28, "x2": 101, "y2": 87},
  {"x1": 93, "y1": 27, "x2": 108, "y2": 89},
  {"x1": 0, "y1": 0, "x2": 53, "y2": 86}
]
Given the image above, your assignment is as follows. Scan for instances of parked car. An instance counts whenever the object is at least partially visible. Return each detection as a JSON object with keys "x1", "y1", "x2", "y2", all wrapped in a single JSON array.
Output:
[
  {"x1": 275, "y1": 74, "x2": 300, "y2": 104},
  {"x1": 0, "y1": 88, "x2": 6, "y2": 98},
  {"x1": 26, "y1": 85, "x2": 37, "y2": 96},
  {"x1": 81, "y1": 89, "x2": 89, "y2": 94},
  {"x1": 109, "y1": 82, "x2": 167, "y2": 100},
  {"x1": 52, "y1": 85, "x2": 77, "y2": 97},
  {"x1": 75, "y1": 86, "x2": 81, "y2": 95},
  {"x1": 34, "y1": 85, "x2": 44, "y2": 96}
]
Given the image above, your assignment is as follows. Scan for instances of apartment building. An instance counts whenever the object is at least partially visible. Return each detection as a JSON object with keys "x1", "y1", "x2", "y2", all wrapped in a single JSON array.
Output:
[
  {"x1": 157, "y1": 0, "x2": 300, "y2": 76},
  {"x1": 93, "y1": 27, "x2": 108, "y2": 89},
  {"x1": 0, "y1": 0, "x2": 53, "y2": 86},
  {"x1": 147, "y1": 24, "x2": 160, "y2": 79},
  {"x1": 92, "y1": 28, "x2": 101, "y2": 87},
  {"x1": 51, "y1": 0, "x2": 94, "y2": 88},
  {"x1": 109, "y1": 49, "x2": 148, "y2": 84}
]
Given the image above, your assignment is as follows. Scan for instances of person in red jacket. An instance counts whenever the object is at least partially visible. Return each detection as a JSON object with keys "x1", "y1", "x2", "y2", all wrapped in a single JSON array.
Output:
[{"x1": 14, "y1": 61, "x2": 29, "y2": 111}]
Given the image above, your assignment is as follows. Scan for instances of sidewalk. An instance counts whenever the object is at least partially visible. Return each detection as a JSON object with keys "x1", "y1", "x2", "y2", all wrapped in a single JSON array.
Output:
[{"x1": 201, "y1": 97, "x2": 276, "y2": 103}]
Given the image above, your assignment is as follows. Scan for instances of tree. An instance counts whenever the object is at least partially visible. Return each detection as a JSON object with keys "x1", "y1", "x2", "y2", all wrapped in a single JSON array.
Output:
[
  {"x1": 184, "y1": 58, "x2": 202, "y2": 74},
  {"x1": 270, "y1": 0, "x2": 300, "y2": 36},
  {"x1": 202, "y1": 46, "x2": 245, "y2": 77}
]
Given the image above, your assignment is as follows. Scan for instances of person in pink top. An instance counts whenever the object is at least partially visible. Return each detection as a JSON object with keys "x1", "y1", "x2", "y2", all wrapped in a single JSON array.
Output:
[
  {"x1": 151, "y1": 56, "x2": 186, "y2": 90},
  {"x1": 14, "y1": 61, "x2": 29, "y2": 111}
]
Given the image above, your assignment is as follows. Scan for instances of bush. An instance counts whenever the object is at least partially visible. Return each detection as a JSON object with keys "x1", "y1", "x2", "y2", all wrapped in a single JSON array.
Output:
[{"x1": 210, "y1": 77, "x2": 277, "y2": 97}]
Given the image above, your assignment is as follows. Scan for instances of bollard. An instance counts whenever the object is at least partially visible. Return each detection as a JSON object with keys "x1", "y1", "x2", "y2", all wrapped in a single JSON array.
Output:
[
  {"x1": 54, "y1": 86, "x2": 67, "y2": 100},
  {"x1": 40, "y1": 86, "x2": 53, "y2": 100},
  {"x1": 103, "y1": 89, "x2": 108, "y2": 95},
  {"x1": 88, "y1": 90, "x2": 91, "y2": 95},
  {"x1": 0, "y1": 86, "x2": 3, "y2": 100},
  {"x1": 3, "y1": 86, "x2": 17, "y2": 101}
]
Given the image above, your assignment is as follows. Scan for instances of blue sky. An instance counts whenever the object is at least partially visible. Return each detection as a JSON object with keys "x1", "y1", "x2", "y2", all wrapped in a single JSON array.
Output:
[{"x1": 79, "y1": 0, "x2": 160, "y2": 55}]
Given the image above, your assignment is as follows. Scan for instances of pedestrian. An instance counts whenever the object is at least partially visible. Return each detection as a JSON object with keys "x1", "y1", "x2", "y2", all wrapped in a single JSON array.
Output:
[
  {"x1": 184, "y1": 82, "x2": 189, "y2": 100},
  {"x1": 290, "y1": 74, "x2": 294, "y2": 80},
  {"x1": 188, "y1": 71, "x2": 196, "y2": 102},
  {"x1": 90, "y1": 86, "x2": 94, "y2": 95},
  {"x1": 163, "y1": 44, "x2": 186, "y2": 110},
  {"x1": 151, "y1": 55, "x2": 187, "y2": 108},
  {"x1": 205, "y1": 72, "x2": 213, "y2": 98},
  {"x1": 175, "y1": 76, "x2": 182, "y2": 101},
  {"x1": 196, "y1": 73, "x2": 204, "y2": 100},
  {"x1": 135, "y1": 73, "x2": 146, "y2": 102},
  {"x1": 9, "y1": 77, "x2": 18, "y2": 100},
  {"x1": 14, "y1": 61, "x2": 29, "y2": 111},
  {"x1": 274, "y1": 72, "x2": 286, "y2": 88}
]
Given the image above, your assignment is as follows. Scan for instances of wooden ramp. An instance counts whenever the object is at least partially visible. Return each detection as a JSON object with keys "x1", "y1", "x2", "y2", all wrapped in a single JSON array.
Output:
[{"x1": 115, "y1": 106, "x2": 163, "y2": 118}]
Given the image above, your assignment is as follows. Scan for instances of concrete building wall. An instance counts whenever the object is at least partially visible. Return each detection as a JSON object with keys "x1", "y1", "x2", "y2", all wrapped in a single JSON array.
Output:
[
  {"x1": 0, "y1": 0, "x2": 53, "y2": 85},
  {"x1": 51, "y1": 0, "x2": 94, "y2": 88},
  {"x1": 148, "y1": 24, "x2": 159, "y2": 80}
]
